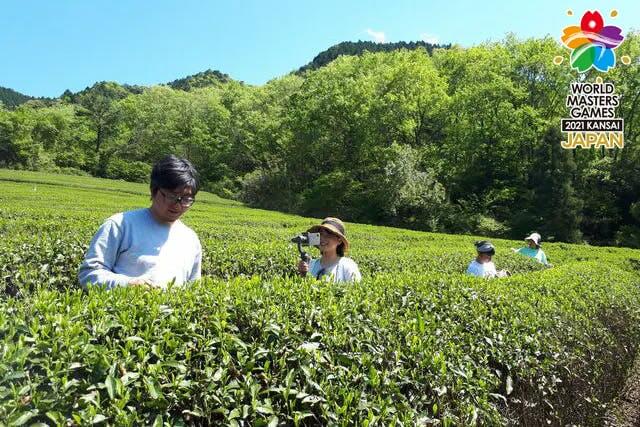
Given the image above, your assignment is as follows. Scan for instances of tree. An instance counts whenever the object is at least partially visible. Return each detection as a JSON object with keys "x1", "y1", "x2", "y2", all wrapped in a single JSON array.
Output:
[
  {"x1": 77, "y1": 82, "x2": 130, "y2": 174},
  {"x1": 117, "y1": 85, "x2": 230, "y2": 185},
  {"x1": 285, "y1": 49, "x2": 450, "y2": 224},
  {"x1": 530, "y1": 127, "x2": 583, "y2": 242}
]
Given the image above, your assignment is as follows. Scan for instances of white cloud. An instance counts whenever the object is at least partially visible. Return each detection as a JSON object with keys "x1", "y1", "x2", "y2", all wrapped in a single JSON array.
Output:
[
  {"x1": 366, "y1": 29, "x2": 386, "y2": 43},
  {"x1": 420, "y1": 33, "x2": 440, "y2": 44}
]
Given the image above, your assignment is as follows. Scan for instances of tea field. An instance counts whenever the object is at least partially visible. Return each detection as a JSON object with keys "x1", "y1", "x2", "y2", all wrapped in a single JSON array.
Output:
[{"x1": 1, "y1": 170, "x2": 640, "y2": 426}]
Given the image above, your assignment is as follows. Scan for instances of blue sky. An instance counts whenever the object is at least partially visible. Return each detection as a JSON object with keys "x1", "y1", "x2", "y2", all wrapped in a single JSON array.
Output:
[{"x1": 1, "y1": 0, "x2": 638, "y2": 97}]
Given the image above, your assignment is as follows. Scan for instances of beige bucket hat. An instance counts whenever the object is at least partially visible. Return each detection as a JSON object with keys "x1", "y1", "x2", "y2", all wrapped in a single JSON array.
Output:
[{"x1": 307, "y1": 217, "x2": 350, "y2": 253}]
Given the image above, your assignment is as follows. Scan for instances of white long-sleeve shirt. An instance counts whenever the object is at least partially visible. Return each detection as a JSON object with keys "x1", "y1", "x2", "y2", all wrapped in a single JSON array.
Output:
[{"x1": 78, "y1": 208, "x2": 202, "y2": 289}]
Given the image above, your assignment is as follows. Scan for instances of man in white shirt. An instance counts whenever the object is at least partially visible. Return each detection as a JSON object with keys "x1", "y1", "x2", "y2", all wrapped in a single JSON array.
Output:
[
  {"x1": 78, "y1": 155, "x2": 202, "y2": 290},
  {"x1": 466, "y1": 240, "x2": 508, "y2": 278}
]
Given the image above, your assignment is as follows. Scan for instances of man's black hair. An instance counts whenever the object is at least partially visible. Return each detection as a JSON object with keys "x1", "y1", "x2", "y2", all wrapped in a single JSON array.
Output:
[{"x1": 150, "y1": 155, "x2": 199, "y2": 195}]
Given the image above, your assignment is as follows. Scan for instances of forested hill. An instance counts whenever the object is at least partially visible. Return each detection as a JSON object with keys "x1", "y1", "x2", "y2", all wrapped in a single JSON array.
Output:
[
  {"x1": 2, "y1": 69, "x2": 233, "y2": 109},
  {"x1": 56, "y1": 70, "x2": 232, "y2": 105},
  {"x1": 2, "y1": 35, "x2": 640, "y2": 248},
  {"x1": 0, "y1": 86, "x2": 35, "y2": 108},
  {"x1": 167, "y1": 69, "x2": 232, "y2": 90},
  {"x1": 297, "y1": 40, "x2": 450, "y2": 73},
  {"x1": 1, "y1": 40, "x2": 444, "y2": 105}
]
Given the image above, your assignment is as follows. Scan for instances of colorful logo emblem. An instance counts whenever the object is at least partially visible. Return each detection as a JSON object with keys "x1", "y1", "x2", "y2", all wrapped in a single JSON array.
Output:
[{"x1": 561, "y1": 10, "x2": 624, "y2": 72}]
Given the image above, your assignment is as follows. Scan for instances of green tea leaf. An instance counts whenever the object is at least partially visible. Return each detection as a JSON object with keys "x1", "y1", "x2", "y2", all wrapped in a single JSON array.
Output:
[
  {"x1": 92, "y1": 414, "x2": 108, "y2": 424},
  {"x1": 105, "y1": 374, "x2": 117, "y2": 399},
  {"x1": 145, "y1": 377, "x2": 163, "y2": 400},
  {"x1": 11, "y1": 410, "x2": 38, "y2": 426}
]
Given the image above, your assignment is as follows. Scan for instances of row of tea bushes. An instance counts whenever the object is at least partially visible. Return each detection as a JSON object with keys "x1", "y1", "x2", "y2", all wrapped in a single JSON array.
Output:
[
  {"x1": 0, "y1": 177, "x2": 555, "y2": 295},
  {"x1": 1, "y1": 262, "x2": 639, "y2": 425},
  {"x1": 3, "y1": 171, "x2": 639, "y2": 292}
]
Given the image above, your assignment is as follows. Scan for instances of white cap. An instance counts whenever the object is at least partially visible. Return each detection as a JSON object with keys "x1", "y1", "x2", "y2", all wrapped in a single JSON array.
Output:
[{"x1": 525, "y1": 233, "x2": 542, "y2": 247}]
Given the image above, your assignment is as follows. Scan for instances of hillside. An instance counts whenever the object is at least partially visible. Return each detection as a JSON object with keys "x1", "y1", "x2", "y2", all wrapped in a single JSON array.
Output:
[
  {"x1": 297, "y1": 40, "x2": 450, "y2": 73},
  {"x1": 0, "y1": 86, "x2": 34, "y2": 108},
  {"x1": 2, "y1": 37, "x2": 640, "y2": 248},
  {"x1": 167, "y1": 69, "x2": 233, "y2": 91},
  {"x1": 1, "y1": 39, "x2": 442, "y2": 105}
]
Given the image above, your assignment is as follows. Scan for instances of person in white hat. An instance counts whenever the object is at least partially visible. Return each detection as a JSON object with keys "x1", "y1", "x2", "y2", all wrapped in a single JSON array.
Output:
[
  {"x1": 511, "y1": 232, "x2": 550, "y2": 266},
  {"x1": 297, "y1": 217, "x2": 361, "y2": 283},
  {"x1": 466, "y1": 241, "x2": 509, "y2": 278}
]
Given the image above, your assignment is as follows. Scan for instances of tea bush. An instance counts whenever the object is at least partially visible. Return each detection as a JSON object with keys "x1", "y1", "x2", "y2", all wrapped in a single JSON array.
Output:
[
  {"x1": 2, "y1": 265, "x2": 640, "y2": 425},
  {"x1": 1, "y1": 170, "x2": 640, "y2": 425}
]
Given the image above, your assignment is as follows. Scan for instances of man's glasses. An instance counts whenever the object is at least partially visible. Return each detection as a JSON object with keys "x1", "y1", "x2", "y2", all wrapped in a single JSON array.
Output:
[
  {"x1": 316, "y1": 268, "x2": 326, "y2": 280},
  {"x1": 159, "y1": 189, "x2": 195, "y2": 207}
]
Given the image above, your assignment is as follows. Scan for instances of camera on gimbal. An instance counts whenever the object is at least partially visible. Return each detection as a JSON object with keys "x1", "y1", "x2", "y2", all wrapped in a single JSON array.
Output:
[{"x1": 290, "y1": 232, "x2": 320, "y2": 262}]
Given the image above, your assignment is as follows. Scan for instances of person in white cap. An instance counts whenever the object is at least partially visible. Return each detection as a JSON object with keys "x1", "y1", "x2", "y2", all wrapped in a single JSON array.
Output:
[
  {"x1": 466, "y1": 241, "x2": 509, "y2": 278},
  {"x1": 511, "y1": 232, "x2": 550, "y2": 266},
  {"x1": 297, "y1": 217, "x2": 361, "y2": 283}
]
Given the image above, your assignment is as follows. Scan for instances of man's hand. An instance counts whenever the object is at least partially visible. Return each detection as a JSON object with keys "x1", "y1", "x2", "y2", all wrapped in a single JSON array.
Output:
[
  {"x1": 498, "y1": 270, "x2": 511, "y2": 277},
  {"x1": 128, "y1": 278, "x2": 160, "y2": 288}
]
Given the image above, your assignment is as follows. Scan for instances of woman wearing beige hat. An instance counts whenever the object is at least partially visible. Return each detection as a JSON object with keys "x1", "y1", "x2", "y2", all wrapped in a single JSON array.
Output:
[
  {"x1": 511, "y1": 232, "x2": 550, "y2": 266},
  {"x1": 297, "y1": 217, "x2": 362, "y2": 282}
]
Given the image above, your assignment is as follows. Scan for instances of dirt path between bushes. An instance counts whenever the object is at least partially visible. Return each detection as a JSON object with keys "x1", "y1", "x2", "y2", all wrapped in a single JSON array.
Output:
[{"x1": 605, "y1": 353, "x2": 640, "y2": 426}]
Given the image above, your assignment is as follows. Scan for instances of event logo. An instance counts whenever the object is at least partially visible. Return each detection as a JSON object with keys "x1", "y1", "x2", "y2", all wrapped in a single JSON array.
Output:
[
  {"x1": 557, "y1": 9, "x2": 631, "y2": 150},
  {"x1": 561, "y1": 10, "x2": 624, "y2": 72}
]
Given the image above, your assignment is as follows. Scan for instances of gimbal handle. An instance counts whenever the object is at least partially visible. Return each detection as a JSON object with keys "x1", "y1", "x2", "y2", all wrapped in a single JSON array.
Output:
[{"x1": 297, "y1": 241, "x2": 311, "y2": 262}]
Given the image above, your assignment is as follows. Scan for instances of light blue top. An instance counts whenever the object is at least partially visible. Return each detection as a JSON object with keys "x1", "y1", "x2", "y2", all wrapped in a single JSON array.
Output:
[
  {"x1": 516, "y1": 247, "x2": 549, "y2": 265},
  {"x1": 78, "y1": 208, "x2": 202, "y2": 289}
]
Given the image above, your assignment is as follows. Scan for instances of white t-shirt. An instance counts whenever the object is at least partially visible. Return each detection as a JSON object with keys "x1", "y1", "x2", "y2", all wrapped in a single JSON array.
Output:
[
  {"x1": 309, "y1": 257, "x2": 361, "y2": 283},
  {"x1": 78, "y1": 208, "x2": 202, "y2": 289},
  {"x1": 466, "y1": 259, "x2": 498, "y2": 278}
]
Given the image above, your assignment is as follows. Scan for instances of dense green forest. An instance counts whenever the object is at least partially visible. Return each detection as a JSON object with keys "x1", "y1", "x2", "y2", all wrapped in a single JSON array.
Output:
[
  {"x1": 1, "y1": 36, "x2": 639, "y2": 247},
  {"x1": 0, "y1": 86, "x2": 36, "y2": 108},
  {"x1": 296, "y1": 40, "x2": 447, "y2": 73}
]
